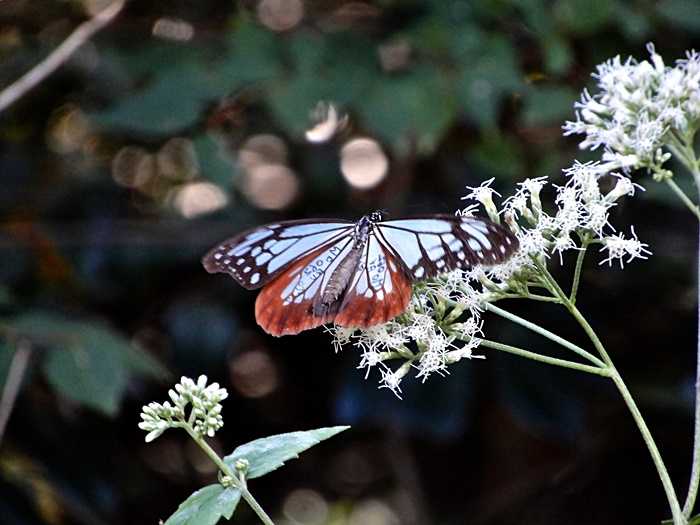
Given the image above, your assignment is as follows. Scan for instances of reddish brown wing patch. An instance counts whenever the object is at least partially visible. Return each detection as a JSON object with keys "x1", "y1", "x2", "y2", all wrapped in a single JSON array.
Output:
[
  {"x1": 254, "y1": 240, "x2": 350, "y2": 336},
  {"x1": 334, "y1": 244, "x2": 412, "y2": 329}
]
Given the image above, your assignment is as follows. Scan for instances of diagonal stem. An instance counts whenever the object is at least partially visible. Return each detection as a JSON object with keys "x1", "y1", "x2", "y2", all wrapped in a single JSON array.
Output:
[
  {"x1": 570, "y1": 238, "x2": 590, "y2": 304},
  {"x1": 0, "y1": 0, "x2": 126, "y2": 113},
  {"x1": 479, "y1": 338, "x2": 610, "y2": 376},
  {"x1": 484, "y1": 302, "x2": 606, "y2": 368},
  {"x1": 0, "y1": 339, "x2": 32, "y2": 446},
  {"x1": 179, "y1": 423, "x2": 276, "y2": 525}
]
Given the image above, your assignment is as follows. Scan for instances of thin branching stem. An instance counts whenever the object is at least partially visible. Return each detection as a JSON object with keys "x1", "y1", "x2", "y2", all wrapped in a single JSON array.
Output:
[
  {"x1": 555, "y1": 274, "x2": 684, "y2": 524},
  {"x1": 484, "y1": 302, "x2": 606, "y2": 368},
  {"x1": 665, "y1": 178, "x2": 700, "y2": 221},
  {"x1": 570, "y1": 239, "x2": 590, "y2": 304},
  {"x1": 479, "y1": 339, "x2": 610, "y2": 376}
]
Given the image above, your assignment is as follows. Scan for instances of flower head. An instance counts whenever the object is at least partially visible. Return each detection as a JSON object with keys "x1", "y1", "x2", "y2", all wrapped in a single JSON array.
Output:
[
  {"x1": 564, "y1": 43, "x2": 700, "y2": 175},
  {"x1": 138, "y1": 375, "x2": 228, "y2": 441}
]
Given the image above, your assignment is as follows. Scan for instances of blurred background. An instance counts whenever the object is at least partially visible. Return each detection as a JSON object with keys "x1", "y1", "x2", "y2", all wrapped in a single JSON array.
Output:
[{"x1": 1, "y1": 0, "x2": 700, "y2": 523}]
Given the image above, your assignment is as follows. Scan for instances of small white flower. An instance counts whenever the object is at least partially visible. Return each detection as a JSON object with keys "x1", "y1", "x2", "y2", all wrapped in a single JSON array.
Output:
[
  {"x1": 379, "y1": 368, "x2": 404, "y2": 397},
  {"x1": 606, "y1": 173, "x2": 645, "y2": 202},
  {"x1": 599, "y1": 226, "x2": 652, "y2": 268},
  {"x1": 462, "y1": 178, "x2": 501, "y2": 222}
]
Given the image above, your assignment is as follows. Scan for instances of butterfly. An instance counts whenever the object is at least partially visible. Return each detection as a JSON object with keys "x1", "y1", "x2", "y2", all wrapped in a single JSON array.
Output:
[{"x1": 202, "y1": 211, "x2": 519, "y2": 336}]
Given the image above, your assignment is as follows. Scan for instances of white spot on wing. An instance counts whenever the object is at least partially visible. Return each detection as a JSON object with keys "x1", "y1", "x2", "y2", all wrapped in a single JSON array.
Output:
[
  {"x1": 256, "y1": 252, "x2": 272, "y2": 265},
  {"x1": 382, "y1": 219, "x2": 452, "y2": 233},
  {"x1": 461, "y1": 223, "x2": 492, "y2": 250},
  {"x1": 250, "y1": 273, "x2": 260, "y2": 285}
]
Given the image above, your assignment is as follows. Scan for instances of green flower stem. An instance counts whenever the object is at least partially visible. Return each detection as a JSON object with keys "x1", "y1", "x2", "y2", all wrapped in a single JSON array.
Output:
[
  {"x1": 665, "y1": 178, "x2": 700, "y2": 221},
  {"x1": 570, "y1": 239, "x2": 590, "y2": 304},
  {"x1": 493, "y1": 293, "x2": 561, "y2": 303},
  {"x1": 563, "y1": 293, "x2": 684, "y2": 524},
  {"x1": 179, "y1": 423, "x2": 275, "y2": 525},
  {"x1": 610, "y1": 369, "x2": 685, "y2": 525},
  {"x1": 479, "y1": 338, "x2": 610, "y2": 377},
  {"x1": 484, "y1": 302, "x2": 606, "y2": 368},
  {"x1": 672, "y1": 141, "x2": 700, "y2": 519}
]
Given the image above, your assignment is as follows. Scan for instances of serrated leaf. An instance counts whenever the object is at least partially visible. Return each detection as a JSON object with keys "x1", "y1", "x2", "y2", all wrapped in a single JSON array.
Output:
[
  {"x1": 164, "y1": 485, "x2": 241, "y2": 525},
  {"x1": 9, "y1": 312, "x2": 167, "y2": 415},
  {"x1": 224, "y1": 426, "x2": 349, "y2": 479}
]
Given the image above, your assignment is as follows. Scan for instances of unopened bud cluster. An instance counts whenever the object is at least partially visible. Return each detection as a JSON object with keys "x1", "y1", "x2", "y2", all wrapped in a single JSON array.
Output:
[{"x1": 138, "y1": 375, "x2": 228, "y2": 442}]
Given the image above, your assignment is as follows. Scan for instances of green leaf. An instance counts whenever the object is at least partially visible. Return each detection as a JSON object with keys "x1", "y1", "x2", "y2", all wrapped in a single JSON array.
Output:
[
  {"x1": 218, "y1": 17, "x2": 283, "y2": 87},
  {"x1": 224, "y1": 426, "x2": 349, "y2": 479},
  {"x1": 468, "y1": 132, "x2": 524, "y2": 180},
  {"x1": 657, "y1": 0, "x2": 700, "y2": 32},
  {"x1": 542, "y1": 35, "x2": 573, "y2": 75},
  {"x1": 194, "y1": 134, "x2": 237, "y2": 189},
  {"x1": 457, "y1": 35, "x2": 523, "y2": 128},
  {"x1": 554, "y1": 0, "x2": 614, "y2": 35},
  {"x1": 91, "y1": 62, "x2": 217, "y2": 135},
  {"x1": 359, "y1": 66, "x2": 456, "y2": 151},
  {"x1": 164, "y1": 485, "x2": 241, "y2": 525},
  {"x1": 9, "y1": 313, "x2": 168, "y2": 415},
  {"x1": 521, "y1": 86, "x2": 578, "y2": 127}
]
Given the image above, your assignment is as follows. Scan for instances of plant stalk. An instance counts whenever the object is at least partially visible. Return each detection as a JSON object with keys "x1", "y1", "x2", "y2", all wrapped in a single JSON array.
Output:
[
  {"x1": 610, "y1": 370, "x2": 685, "y2": 524},
  {"x1": 564, "y1": 298, "x2": 684, "y2": 524},
  {"x1": 479, "y1": 338, "x2": 610, "y2": 376},
  {"x1": 182, "y1": 424, "x2": 275, "y2": 525},
  {"x1": 681, "y1": 147, "x2": 700, "y2": 518}
]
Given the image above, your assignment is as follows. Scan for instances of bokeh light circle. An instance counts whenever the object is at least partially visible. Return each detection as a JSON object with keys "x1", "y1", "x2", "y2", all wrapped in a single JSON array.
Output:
[{"x1": 340, "y1": 138, "x2": 388, "y2": 189}]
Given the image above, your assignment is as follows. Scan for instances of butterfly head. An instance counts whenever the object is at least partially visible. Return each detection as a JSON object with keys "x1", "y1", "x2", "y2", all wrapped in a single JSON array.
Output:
[{"x1": 369, "y1": 210, "x2": 384, "y2": 222}]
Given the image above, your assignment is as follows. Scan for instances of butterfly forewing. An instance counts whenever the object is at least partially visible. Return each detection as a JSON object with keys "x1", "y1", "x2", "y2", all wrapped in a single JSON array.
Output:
[
  {"x1": 376, "y1": 215, "x2": 518, "y2": 280},
  {"x1": 202, "y1": 219, "x2": 353, "y2": 289}
]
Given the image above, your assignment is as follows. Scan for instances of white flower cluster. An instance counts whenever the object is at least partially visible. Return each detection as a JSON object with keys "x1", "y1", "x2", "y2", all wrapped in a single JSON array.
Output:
[
  {"x1": 331, "y1": 165, "x2": 650, "y2": 396},
  {"x1": 564, "y1": 44, "x2": 700, "y2": 173},
  {"x1": 138, "y1": 375, "x2": 228, "y2": 442}
]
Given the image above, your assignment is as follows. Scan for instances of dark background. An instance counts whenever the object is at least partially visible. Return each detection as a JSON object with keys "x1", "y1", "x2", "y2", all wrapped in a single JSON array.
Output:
[{"x1": 1, "y1": 0, "x2": 700, "y2": 523}]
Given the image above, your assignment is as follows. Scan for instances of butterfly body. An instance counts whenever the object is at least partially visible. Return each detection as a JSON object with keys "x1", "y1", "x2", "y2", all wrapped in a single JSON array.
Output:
[{"x1": 203, "y1": 212, "x2": 518, "y2": 336}]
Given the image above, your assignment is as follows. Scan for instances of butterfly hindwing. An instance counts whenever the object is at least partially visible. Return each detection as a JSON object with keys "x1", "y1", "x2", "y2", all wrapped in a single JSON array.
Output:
[
  {"x1": 202, "y1": 219, "x2": 353, "y2": 289},
  {"x1": 255, "y1": 235, "x2": 355, "y2": 336},
  {"x1": 376, "y1": 215, "x2": 518, "y2": 280},
  {"x1": 334, "y1": 235, "x2": 412, "y2": 328}
]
